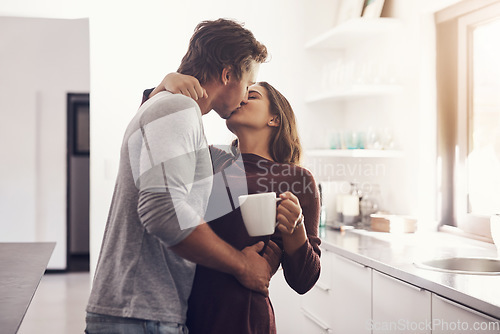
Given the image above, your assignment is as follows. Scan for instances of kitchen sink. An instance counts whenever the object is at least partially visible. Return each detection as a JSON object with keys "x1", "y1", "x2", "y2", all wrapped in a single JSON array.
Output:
[{"x1": 414, "y1": 257, "x2": 500, "y2": 275}]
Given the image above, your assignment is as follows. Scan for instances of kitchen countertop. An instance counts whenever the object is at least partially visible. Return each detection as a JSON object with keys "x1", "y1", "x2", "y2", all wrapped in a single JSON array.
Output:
[
  {"x1": 0, "y1": 242, "x2": 55, "y2": 334},
  {"x1": 319, "y1": 227, "x2": 500, "y2": 319}
]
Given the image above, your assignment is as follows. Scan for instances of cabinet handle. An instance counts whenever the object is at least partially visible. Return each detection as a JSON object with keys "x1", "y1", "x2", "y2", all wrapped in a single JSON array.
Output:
[
  {"x1": 335, "y1": 253, "x2": 368, "y2": 269},
  {"x1": 301, "y1": 307, "x2": 332, "y2": 333},
  {"x1": 375, "y1": 270, "x2": 424, "y2": 292},
  {"x1": 315, "y1": 282, "x2": 331, "y2": 292},
  {"x1": 399, "y1": 280, "x2": 423, "y2": 292}
]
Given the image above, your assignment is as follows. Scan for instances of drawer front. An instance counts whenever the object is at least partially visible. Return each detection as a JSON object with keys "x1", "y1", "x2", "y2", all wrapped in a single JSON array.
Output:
[
  {"x1": 301, "y1": 248, "x2": 334, "y2": 326},
  {"x1": 301, "y1": 307, "x2": 332, "y2": 334},
  {"x1": 270, "y1": 269, "x2": 303, "y2": 334},
  {"x1": 302, "y1": 250, "x2": 372, "y2": 332}
]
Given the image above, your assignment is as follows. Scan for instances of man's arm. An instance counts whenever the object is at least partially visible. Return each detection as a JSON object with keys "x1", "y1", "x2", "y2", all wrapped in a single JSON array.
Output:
[{"x1": 170, "y1": 222, "x2": 271, "y2": 295}]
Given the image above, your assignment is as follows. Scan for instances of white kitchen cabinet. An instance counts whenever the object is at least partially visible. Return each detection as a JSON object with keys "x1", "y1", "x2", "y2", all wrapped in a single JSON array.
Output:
[
  {"x1": 301, "y1": 250, "x2": 371, "y2": 333},
  {"x1": 372, "y1": 270, "x2": 432, "y2": 334},
  {"x1": 300, "y1": 247, "x2": 334, "y2": 333},
  {"x1": 328, "y1": 252, "x2": 371, "y2": 333},
  {"x1": 432, "y1": 294, "x2": 500, "y2": 334},
  {"x1": 273, "y1": 245, "x2": 500, "y2": 334},
  {"x1": 270, "y1": 268, "x2": 303, "y2": 334}
]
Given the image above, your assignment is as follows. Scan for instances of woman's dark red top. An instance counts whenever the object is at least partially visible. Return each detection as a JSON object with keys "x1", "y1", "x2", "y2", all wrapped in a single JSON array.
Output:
[{"x1": 186, "y1": 148, "x2": 321, "y2": 334}]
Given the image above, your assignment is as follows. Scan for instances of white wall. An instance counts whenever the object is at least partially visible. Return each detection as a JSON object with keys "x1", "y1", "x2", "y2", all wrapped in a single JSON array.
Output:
[
  {"x1": 0, "y1": 17, "x2": 90, "y2": 269},
  {"x1": 379, "y1": 0, "x2": 462, "y2": 227}
]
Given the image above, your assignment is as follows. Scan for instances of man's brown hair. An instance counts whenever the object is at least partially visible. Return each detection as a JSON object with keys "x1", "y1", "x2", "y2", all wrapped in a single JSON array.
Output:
[{"x1": 178, "y1": 18, "x2": 268, "y2": 84}]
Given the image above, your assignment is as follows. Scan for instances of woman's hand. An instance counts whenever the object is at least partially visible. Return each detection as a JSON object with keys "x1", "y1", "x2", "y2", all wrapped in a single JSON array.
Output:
[
  {"x1": 149, "y1": 72, "x2": 207, "y2": 100},
  {"x1": 276, "y1": 192, "x2": 303, "y2": 235},
  {"x1": 277, "y1": 191, "x2": 308, "y2": 256}
]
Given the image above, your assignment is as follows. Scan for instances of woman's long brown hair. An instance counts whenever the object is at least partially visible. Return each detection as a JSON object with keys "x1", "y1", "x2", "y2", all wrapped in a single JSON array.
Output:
[{"x1": 232, "y1": 82, "x2": 302, "y2": 165}]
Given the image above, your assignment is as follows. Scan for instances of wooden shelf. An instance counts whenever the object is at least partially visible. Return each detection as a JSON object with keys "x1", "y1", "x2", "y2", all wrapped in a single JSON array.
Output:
[
  {"x1": 305, "y1": 149, "x2": 403, "y2": 158},
  {"x1": 305, "y1": 84, "x2": 402, "y2": 103},
  {"x1": 305, "y1": 18, "x2": 401, "y2": 50}
]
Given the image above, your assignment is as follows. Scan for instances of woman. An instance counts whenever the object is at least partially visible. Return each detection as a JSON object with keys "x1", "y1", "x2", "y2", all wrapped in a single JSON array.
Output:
[{"x1": 149, "y1": 77, "x2": 321, "y2": 334}]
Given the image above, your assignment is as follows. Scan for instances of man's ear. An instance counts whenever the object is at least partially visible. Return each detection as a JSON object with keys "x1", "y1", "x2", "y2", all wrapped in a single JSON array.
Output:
[
  {"x1": 268, "y1": 115, "x2": 280, "y2": 128},
  {"x1": 221, "y1": 67, "x2": 232, "y2": 85}
]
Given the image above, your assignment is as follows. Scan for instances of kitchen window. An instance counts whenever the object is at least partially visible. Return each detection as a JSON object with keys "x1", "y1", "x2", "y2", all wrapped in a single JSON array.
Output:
[{"x1": 437, "y1": 0, "x2": 500, "y2": 240}]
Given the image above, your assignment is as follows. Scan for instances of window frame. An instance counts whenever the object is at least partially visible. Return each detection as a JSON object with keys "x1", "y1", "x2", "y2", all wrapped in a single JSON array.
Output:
[{"x1": 436, "y1": 0, "x2": 500, "y2": 240}]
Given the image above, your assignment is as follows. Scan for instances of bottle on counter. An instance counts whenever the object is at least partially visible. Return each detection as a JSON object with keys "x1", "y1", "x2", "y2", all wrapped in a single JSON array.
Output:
[{"x1": 342, "y1": 182, "x2": 361, "y2": 226}]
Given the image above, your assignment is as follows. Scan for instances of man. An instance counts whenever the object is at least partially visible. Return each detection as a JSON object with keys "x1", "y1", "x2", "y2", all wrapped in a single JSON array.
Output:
[{"x1": 86, "y1": 19, "x2": 270, "y2": 334}]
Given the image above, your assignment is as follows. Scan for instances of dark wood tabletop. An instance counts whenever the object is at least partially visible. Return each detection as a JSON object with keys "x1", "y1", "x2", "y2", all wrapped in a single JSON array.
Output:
[{"x1": 0, "y1": 242, "x2": 55, "y2": 334}]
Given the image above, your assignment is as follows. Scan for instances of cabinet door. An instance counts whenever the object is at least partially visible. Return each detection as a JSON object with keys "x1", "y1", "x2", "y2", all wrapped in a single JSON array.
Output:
[
  {"x1": 328, "y1": 253, "x2": 372, "y2": 333},
  {"x1": 301, "y1": 250, "x2": 371, "y2": 333},
  {"x1": 270, "y1": 268, "x2": 303, "y2": 334},
  {"x1": 432, "y1": 294, "x2": 500, "y2": 334},
  {"x1": 372, "y1": 270, "x2": 432, "y2": 334},
  {"x1": 300, "y1": 247, "x2": 334, "y2": 332}
]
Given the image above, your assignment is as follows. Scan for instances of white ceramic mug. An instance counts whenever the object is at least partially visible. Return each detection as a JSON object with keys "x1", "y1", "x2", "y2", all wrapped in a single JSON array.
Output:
[
  {"x1": 490, "y1": 214, "x2": 500, "y2": 256},
  {"x1": 238, "y1": 192, "x2": 281, "y2": 236}
]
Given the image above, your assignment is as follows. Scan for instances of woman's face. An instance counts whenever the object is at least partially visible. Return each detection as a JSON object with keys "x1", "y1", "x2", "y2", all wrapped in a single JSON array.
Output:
[
  {"x1": 215, "y1": 62, "x2": 259, "y2": 119},
  {"x1": 225, "y1": 84, "x2": 277, "y2": 133}
]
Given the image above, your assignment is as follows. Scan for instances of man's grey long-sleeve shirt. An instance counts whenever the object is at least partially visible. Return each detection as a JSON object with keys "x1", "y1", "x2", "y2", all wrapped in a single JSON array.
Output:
[{"x1": 87, "y1": 91, "x2": 212, "y2": 323}]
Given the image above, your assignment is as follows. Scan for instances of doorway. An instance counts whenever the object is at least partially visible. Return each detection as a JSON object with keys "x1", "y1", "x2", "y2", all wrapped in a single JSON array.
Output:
[{"x1": 67, "y1": 93, "x2": 90, "y2": 272}]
